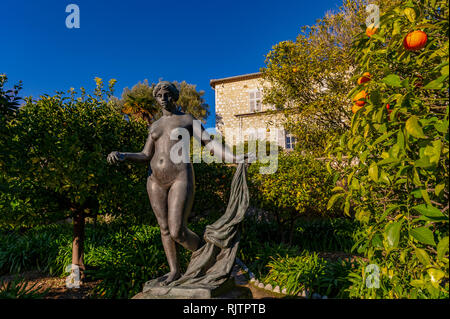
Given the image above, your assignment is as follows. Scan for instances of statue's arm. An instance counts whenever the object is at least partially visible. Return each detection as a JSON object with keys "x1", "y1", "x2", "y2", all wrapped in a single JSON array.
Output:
[
  {"x1": 192, "y1": 118, "x2": 243, "y2": 163},
  {"x1": 124, "y1": 133, "x2": 154, "y2": 162},
  {"x1": 107, "y1": 133, "x2": 154, "y2": 164}
]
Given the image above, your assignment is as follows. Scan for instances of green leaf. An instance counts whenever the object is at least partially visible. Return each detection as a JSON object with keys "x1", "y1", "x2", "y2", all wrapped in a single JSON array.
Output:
[
  {"x1": 423, "y1": 75, "x2": 448, "y2": 90},
  {"x1": 368, "y1": 162, "x2": 378, "y2": 182},
  {"x1": 392, "y1": 20, "x2": 401, "y2": 35},
  {"x1": 412, "y1": 204, "x2": 445, "y2": 218},
  {"x1": 396, "y1": 129, "x2": 405, "y2": 150},
  {"x1": 427, "y1": 268, "x2": 445, "y2": 287},
  {"x1": 415, "y1": 248, "x2": 431, "y2": 266},
  {"x1": 331, "y1": 186, "x2": 345, "y2": 193},
  {"x1": 410, "y1": 279, "x2": 425, "y2": 288},
  {"x1": 373, "y1": 131, "x2": 396, "y2": 146},
  {"x1": 369, "y1": 90, "x2": 381, "y2": 106},
  {"x1": 406, "y1": 116, "x2": 426, "y2": 139},
  {"x1": 344, "y1": 196, "x2": 351, "y2": 216},
  {"x1": 411, "y1": 189, "x2": 423, "y2": 199},
  {"x1": 414, "y1": 156, "x2": 432, "y2": 168},
  {"x1": 424, "y1": 140, "x2": 442, "y2": 165},
  {"x1": 413, "y1": 168, "x2": 423, "y2": 186},
  {"x1": 420, "y1": 189, "x2": 432, "y2": 206},
  {"x1": 404, "y1": 8, "x2": 416, "y2": 22},
  {"x1": 411, "y1": 227, "x2": 436, "y2": 246},
  {"x1": 382, "y1": 74, "x2": 402, "y2": 88},
  {"x1": 384, "y1": 221, "x2": 402, "y2": 249},
  {"x1": 435, "y1": 183, "x2": 445, "y2": 197},
  {"x1": 437, "y1": 237, "x2": 449, "y2": 261},
  {"x1": 355, "y1": 210, "x2": 370, "y2": 223},
  {"x1": 327, "y1": 193, "x2": 344, "y2": 210}
]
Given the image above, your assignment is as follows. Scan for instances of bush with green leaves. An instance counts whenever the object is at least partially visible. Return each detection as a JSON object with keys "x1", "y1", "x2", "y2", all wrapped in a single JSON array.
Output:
[
  {"x1": 262, "y1": 252, "x2": 353, "y2": 298},
  {"x1": 293, "y1": 218, "x2": 361, "y2": 252},
  {"x1": 327, "y1": 0, "x2": 449, "y2": 298},
  {"x1": 1, "y1": 78, "x2": 154, "y2": 274},
  {"x1": 248, "y1": 152, "x2": 339, "y2": 244},
  {"x1": 190, "y1": 162, "x2": 234, "y2": 217}
]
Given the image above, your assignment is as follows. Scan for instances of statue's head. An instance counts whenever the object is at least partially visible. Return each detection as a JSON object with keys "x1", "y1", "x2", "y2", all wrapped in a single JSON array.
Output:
[{"x1": 153, "y1": 81, "x2": 179, "y2": 110}]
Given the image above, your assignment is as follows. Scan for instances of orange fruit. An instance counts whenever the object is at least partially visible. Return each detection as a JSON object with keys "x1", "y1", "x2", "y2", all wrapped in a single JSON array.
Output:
[
  {"x1": 357, "y1": 72, "x2": 372, "y2": 85},
  {"x1": 366, "y1": 24, "x2": 378, "y2": 37},
  {"x1": 293, "y1": 67, "x2": 298, "y2": 72},
  {"x1": 386, "y1": 103, "x2": 392, "y2": 113},
  {"x1": 352, "y1": 104, "x2": 363, "y2": 114},
  {"x1": 403, "y1": 30, "x2": 427, "y2": 51},
  {"x1": 386, "y1": 104, "x2": 393, "y2": 121},
  {"x1": 353, "y1": 90, "x2": 368, "y2": 107}
]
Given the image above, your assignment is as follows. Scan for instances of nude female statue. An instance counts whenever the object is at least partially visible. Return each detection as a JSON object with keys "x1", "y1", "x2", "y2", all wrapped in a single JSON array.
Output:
[{"x1": 107, "y1": 81, "x2": 244, "y2": 286}]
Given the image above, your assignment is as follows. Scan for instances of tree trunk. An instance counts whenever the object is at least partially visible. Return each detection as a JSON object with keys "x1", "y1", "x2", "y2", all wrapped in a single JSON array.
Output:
[{"x1": 72, "y1": 210, "x2": 86, "y2": 281}]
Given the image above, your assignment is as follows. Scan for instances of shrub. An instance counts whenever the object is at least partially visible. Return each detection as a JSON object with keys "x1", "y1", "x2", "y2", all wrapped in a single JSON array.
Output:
[
  {"x1": 248, "y1": 152, "x2": 339, "y2": 243},
  {"x1": 191, "y1": 161, "x2": 235, "y2": 216},
  {"x1": 239, "y1": 241, "x2": 300, "y2": 279},
  {"x1": 262, "y1": 252, "x2": 353, "y2": 298},
  {"x1": 292, "y1": 218, "x2": 361, "y2": 252}
]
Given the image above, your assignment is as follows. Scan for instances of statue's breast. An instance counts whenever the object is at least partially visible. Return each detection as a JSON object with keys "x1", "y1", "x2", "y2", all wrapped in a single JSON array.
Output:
[
  {"x1": 150, "y1": 115, "x2": 192, "y2": 141},
  {"x1": 150, "y1": 121, "x2": 164, "y2": 141}
]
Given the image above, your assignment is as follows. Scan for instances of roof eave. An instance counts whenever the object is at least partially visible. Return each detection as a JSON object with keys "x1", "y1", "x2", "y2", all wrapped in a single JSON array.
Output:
[{"x1": 210, "y1": 72, "x2": 262, "y2": 89}]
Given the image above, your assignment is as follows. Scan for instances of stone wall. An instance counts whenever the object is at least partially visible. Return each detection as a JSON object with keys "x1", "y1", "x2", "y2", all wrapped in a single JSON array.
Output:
[{"x1": 213, "y1": 75, "x2": 286, "y2": 147}]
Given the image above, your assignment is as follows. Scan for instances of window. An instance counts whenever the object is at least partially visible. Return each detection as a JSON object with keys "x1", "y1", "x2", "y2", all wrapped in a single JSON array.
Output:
[
  {"x1": 285, "y1": 132, "x2": 296, "y2": 150},
  {"x1": 249, "y1": 90, "x2": 261, "y2": 112}
]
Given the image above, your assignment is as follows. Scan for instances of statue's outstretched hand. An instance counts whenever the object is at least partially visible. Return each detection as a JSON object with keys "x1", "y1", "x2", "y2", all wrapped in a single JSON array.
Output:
[{"x1": 107, "y1": 151, "x2": 125, "y2": 164}]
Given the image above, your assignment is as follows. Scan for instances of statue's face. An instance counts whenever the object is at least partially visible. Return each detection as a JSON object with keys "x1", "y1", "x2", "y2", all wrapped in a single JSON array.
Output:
[{"x1": 155, "y1": 87, "x2": 175, "y2": 110}]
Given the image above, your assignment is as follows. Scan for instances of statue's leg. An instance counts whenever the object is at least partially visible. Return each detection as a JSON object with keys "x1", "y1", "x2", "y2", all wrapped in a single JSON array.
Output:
[
  {"x1": 167, "y1": 175, "x2": 201, "y2": 253},
  {"x1": 146, "y1": 176, "x2": 180, "y2": 284}
]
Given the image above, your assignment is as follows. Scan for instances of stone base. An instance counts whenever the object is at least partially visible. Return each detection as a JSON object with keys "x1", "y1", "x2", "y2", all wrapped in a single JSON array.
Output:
[{"x1": 132, "y1": 277, "x2": 238, "y2": 299}]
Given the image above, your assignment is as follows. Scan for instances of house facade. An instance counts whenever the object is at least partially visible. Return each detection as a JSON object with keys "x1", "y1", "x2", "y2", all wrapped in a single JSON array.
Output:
[{"x1": 210, "y1": 72, "x2": 296, "y2": 150}]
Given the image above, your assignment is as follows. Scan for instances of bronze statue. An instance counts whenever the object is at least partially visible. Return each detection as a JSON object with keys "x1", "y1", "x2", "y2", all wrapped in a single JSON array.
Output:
[{"x1": 107, "y1": 81, "x2": 245, "y2": 287}]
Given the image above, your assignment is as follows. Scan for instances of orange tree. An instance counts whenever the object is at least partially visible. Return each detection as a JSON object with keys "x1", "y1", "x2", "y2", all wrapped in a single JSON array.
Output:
[
  {"x1": 261, "y1": 0, "x2": 397, "y2": 155},
  {"x1": 327, "y1": 0, "x2": 449, "y2": 298}
]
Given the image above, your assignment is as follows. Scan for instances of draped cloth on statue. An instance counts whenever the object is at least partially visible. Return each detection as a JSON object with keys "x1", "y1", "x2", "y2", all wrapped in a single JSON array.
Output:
[{"x1": 165, "y1": 162, "x2": 249, "y2": 290}]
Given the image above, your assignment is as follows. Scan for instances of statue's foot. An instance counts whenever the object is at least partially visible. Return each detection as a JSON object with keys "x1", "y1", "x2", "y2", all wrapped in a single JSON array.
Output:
[{"x1": 159, "y1": 271, "x2": 181, "y2": 286}]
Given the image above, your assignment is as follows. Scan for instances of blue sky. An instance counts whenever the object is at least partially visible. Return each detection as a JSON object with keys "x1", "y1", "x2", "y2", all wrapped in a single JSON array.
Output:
[{"x1": 1, "y1": 0, "x2": 342, "y2": 129}]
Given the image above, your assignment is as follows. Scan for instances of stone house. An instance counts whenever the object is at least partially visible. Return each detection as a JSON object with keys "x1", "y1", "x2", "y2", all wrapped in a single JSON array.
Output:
[{"x1": 210, "y1": 72, "x2": 296, "y2": 150}]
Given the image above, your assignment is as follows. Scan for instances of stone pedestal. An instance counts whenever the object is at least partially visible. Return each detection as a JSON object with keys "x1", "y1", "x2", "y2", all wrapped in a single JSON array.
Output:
[
  {"x1": 132, "y1": 277, "x2": 238, "y2": 299},
  {"x1": 132, "y1": 265, "x2": 253, "y2": 299}
]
